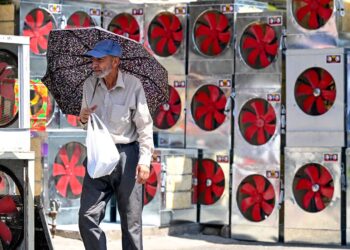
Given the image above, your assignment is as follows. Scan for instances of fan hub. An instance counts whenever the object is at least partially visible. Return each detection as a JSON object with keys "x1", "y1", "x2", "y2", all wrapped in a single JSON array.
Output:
[
  {"x1": 192, "y1": 177, "x2": 198, "y2": 186},
  {"x1": 313, "y1": 88, "x2": 321, "y2": 97},
  {"x1": 206, "y1": 178, "x2": 212, "y2": 187},
  {"x1": 256, "y1": 118, "x2": 265, "y2": 128},
  {"x1": 66, "y1": 165, "x2": 73, "y2": 175},
  {"x1": 162, "y1": 103, "x2": 170, "y2": 111},
  {"x1": 312, "y1": 183, "x2": 320, "y2": 192}
]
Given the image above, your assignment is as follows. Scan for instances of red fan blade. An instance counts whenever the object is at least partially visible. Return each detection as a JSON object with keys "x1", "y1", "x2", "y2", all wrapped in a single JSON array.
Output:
[
  {"x1": 36, "y1": 9, "x2": 44, "y2": 28},
  {"x1": 315, "y1": 97, "x2": 327, "y2": 114},
  {"x1": 302, "y1": 190, "x2": 315, "y2": 209},
  {"x1": 69, "y1": 175, "x2": 83, "y2": 196},
  {"x1": 318, "y1": 6, "x2": 333, "y2": 21},
  {"x1": 73, "y1": 165, "x2": 86, "y2": 177},
  {"x1": 0, "y1": 196, "x2": 17, "y2": 214},
  {"x1": 253, "y1": 175, "x2": 265, "y2": 194},
  {"x1": 309, "y1": 11, "x2": 319, "y2": 29},
  {"x1": 200, "y1": 36, "x2": 213, "y2": 54},
  {"x1": 244, "y1": 124, "x2": 258, "y2": 142},
  {"x1": 296, "y1": 178, "x2": 312, "y2": 190},
  {"x1": 170, "y1": 14, "x2": 181, "y2": 31},
  {"x1": 251, "y1": 100, "x2": 265, "y2": 117},
  {"x1": 212, "y1": 183, "x2": 224, "y2": 197},
  {"x1": 243, "y1": 37, "x2": 259, "y2": 49},
  {"x1": 241, "y1": 111, "x2": 257, "y2": 124},
  {"x1": 38, "y1": 36, "x2": 48, "y2": 50},
  {"x1": 252, "y1": 203, "x2": 262, "y2": 221},
  {"x1": 167, "y1": 38, "x2": 177, "y2": 55},
  {"x1": 321, "y1": 90, "x2": 336, "y2": 102},
  {"x1": 213, "y1": 110, "x2": 225, "y2": 124},
  {"x1": 128, "y1": 17, "x2": 139, "y2": 34},
  {"x1": 296, "y1": 5, "x2": 311, "y2": 23},
  {"x1": 318, "y1": 167, "x2": 333, "y2": 185},
  {"x1": 241, "y1": 196, "x2": 255, "y2": 212},
  {"x1": 261, "y1": 200, "x2": 274, "y2": 215},
  {"x1": 240, "y1": 183, "x2": 256, "y2": 196},
  {"x1": 195, "y1": 25, "x2": 211, "y2": 37},
  {"x1": 170, "y1": 103, "x2": 181, "y2": 115},
  {"x1": 247, "y1": 49, "x2": 260, "y2": 66},
  {"x1": 208, "y1": 85, "x2": 219, "y2": 102},
  {"x1": 25, "y1": 13, "x2": 35, "y2": 30},
  {"x1": 263, "y1": 25, "x2": 276, "y2": 43},
  {"x1": 155, "y1": 110, "x2": 166, "y2": 126},
  {"x1": 263, "y1": 184, "x2": 275, "y2": 200},
  {"x1": 204, "y1": 12, "x2": 217, "y2": 30},
  {"x1": 39, "y1": 21, "x2": 53, "y2": 36},
  {"x1": 264, "y1": 105, "x2": 276, "y2": 124},
  {"x1": 155, "y1": 37, "x2": 167, "y2": 54},
  {"x1": 257, "y1": 128, "x2": 266, "y2": 145},
  {"x1": 194, "y1": 106, "x2": 208, "y2": 120},
  {"x1": 195, "y1": 91, "x2": 211, "y2": 104},
  {"x1": 250, "y1": 24, "x2": 264, "y2": 41},
  {"x1": 264, "y1": 43, "x2": 278, "y2": 56},
  {"x1": 55, "y1": 175, "x2": 70, "y2": 197},
  {"x1": 82, "y1": 16, "x2": 92, "y2": 27},
  {"x1": 320, "y1": 186, "x2": 334, "y2": 199},
  {"x1": 296, "y1": 83, "x2": 314, "y2": 97},
  {"x1": 166, "y1": 112, "x2": 175, "y2": 126},
  {"x1": 302, "y1": 95, "x2": 316, "y2": 113},
  {"x1": 172, "y1": 30, "x2": 183, "y2": 42},
  {"x1": 218, "y1": 31, "x2": 231, "y2": 43},
  {"x1": 204, "y1": 112, "x2": 214, "y2": 130},
  {"x1": 116, "y1": 15, "x2": 129, "y2": 29},
  {"x1": 264, "y1": 124, "x2": 276, "y2": 136},
  {"x1": 151, "y1": 26, "x2": 166, "y2": 39},
  {"x1": 259, "y1": 51, "x2": 270, "y2": 68},
  {"x1": 314, "y1": 192, "x2": 325, "y2": 210},
  {"x1": 212, "y1": 38, "x2": 222, "y2": 55},
  {"x1": 215, "y1": 94, "x2": 227, "y2": 110},
  {"x1": 58, "y1": 147, "x2": 70, "y2": 167},
  {"x1": 52, "y1": 163, "x2": 66, "y2": 176},
  {"x1": 0, "y1": 221, "x2": 12, "y2": 245},
  {"x1": 319, "y1": 70, "x2": 334, "y2": 89},
  {"x1": 70, "y1": 144, "x2": 82, "y2": 167},
  {"x1": 157, "y1": 14, "x2": 171, "y2": 29},
  {"x1": 304, "y1": 69, "x2": 319, "y2": 88},
  {"x1": 217, "y1": 13, "x2": 229, "y2": 32},
  {"x1": 30, "y1": 37, "x2": 40, "y2": 55},
  {"x1": 71, "y1": 13, "x2": 80, "y2": 27},
  {"x1": 304, "y1": 165, "x2": 319, "y2": 183}
]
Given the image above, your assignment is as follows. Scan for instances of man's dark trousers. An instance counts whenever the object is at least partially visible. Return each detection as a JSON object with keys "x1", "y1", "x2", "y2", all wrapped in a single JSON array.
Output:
[{"x1": 79, "y1": 142, "x2": 143, "y2": 250}]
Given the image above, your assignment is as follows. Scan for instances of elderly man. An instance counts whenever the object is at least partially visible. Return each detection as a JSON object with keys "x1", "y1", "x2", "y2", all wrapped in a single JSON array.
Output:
[{"x1": 78, "y1": 39, "x2": 153, "y2": 250}]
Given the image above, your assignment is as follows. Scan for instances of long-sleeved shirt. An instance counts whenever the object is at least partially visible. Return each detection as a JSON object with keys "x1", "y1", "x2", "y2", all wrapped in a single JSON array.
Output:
[{"x1": 81, "y1": 70, "x2": 154, "y2": 167}]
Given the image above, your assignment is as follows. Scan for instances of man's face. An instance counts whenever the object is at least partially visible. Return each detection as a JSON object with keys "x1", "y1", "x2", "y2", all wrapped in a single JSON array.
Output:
[{"x1": 92, "y1": 55, "x2": 119, "y2": 78}]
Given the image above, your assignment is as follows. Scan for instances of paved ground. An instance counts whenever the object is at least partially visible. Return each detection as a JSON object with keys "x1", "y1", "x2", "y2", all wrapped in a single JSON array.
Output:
[{"x1": 50, "y1": 223, "x2": 348, "y2": 250}]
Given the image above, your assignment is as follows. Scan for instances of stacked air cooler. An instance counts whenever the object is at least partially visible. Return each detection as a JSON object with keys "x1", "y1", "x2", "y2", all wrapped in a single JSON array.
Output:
[
  {"x1": 187, "y1": 1, "x2": 234, "y2": 225},
  {"x1": 231, "y1": 12, "x2": 283, "y2": 242},
  {"x1": 20, "y1": 0, "x2": 102, "y2": 226},
  {"x1": 285, "y1": 0, "x2": 347, "y2": 244},
  {"x1": 0, "y1": 35, "x2": 35, "y2": 250}
]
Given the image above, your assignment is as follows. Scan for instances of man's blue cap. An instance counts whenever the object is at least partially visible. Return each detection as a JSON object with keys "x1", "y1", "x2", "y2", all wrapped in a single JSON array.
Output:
[{"x1": 85, "y1": 39, "x2": 122, "y2": 58}]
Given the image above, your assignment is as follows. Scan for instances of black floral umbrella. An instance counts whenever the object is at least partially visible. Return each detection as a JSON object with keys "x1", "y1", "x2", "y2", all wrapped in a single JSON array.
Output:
[{"x1": 42, "y1": 26, "x2": 168, "y2": 116}]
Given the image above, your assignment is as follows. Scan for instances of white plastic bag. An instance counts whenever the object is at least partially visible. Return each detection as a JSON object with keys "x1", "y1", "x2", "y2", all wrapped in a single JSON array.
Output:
[{"x1": 86, "y1": 113, "x2": 120, "y2": 179}]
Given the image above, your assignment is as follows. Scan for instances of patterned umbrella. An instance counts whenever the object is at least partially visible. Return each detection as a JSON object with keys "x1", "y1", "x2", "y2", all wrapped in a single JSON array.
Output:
[{"x1": 42, "y1": 26, "x2": 169, "y2": 116}]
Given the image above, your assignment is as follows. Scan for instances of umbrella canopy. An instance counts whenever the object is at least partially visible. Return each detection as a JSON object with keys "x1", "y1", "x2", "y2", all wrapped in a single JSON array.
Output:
[{"x1": 42, "y1": 26, "x2": 168, "y2": 116}]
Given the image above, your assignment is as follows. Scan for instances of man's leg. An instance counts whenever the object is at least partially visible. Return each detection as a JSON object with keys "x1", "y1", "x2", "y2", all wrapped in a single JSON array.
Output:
[
  {"x1": 115, "y1": 143, "x2": 143, "y2": 250},
  {"x1": 79, "y1": 173, "x2": 112, "y2": 250}
]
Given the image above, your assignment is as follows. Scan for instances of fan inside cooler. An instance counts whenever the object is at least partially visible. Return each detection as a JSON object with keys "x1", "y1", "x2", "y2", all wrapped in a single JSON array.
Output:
[
  {"x1": 153, "y1": 85, "x2": 181, "y2": 130},
  {"x1": 23, "y1": 7, "x2": 56, "y2": 55},
  {"x1": 52, "y1": 142, "x2": 87, "y2": 199},
  {"x1": 0, "y1": 166, "x2": 24, "y2": 250},
  {"x1": 294, "y1": 67, "x2": 336, "y2": 116},
  {"x1": 193, "y1": 10, "x2": 231, "y2": 56},
  {"x1": 239, "y1": 98, "x2": 276, "y2": 146},
  {"x1": 292, "y1": 0, "x2": 333, "y2": 30},
  {"x1": 191, "y1": 84, "x2": 227, "y2": 131},
  {"x1": 66, "y1": 11, "x2": 95, "y2": 28},
  {"x1": 192, "y1": 159, "x2": 225, "y2": 205},
  {"x1": 147, "y1": 11, "x2": 183, "y2": 57},
  {"x1": 240, "y1": 22, "x2": 278, "y2": 69},
  {"x1": 0, "y1": 50, "x2": 18, "y2": 128},
  {"x1": 108, "y1": 13, "x2": 141, "y2": 42},
  {"x1": 293, "y1": 163, "x2": 334, "y2": 213},
  {"x1": 144, "y1": 161, "x2": 161, "y2": 205},
  {"x1": 237, "y1": 174, "x2": 275, "y2": 222}
]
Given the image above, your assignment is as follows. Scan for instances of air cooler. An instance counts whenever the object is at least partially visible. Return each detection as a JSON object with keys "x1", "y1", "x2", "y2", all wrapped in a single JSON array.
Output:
[
  {"x1": 144, "y1": 3, "x2": 187, "y2": 74},
  {"x1": 284, "y1": 147, "x2": 341, "y2": 245}
]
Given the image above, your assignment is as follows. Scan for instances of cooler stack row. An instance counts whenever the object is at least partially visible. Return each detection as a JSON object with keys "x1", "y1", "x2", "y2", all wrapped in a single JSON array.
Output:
[
  {"x1": 284, "y1": 0, "x2": 349, "y2": 245},
  {"x1": 231, "y1": 11, "x2": 283, "y2": 242}
]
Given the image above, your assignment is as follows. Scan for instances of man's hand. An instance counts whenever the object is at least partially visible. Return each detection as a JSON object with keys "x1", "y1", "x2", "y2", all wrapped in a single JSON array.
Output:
[
  {"x1": 79, "y1": 105, "x2": 97, "y2": 124},
  {"x1": 136, "y1": 164, "x2": 150, "y2": 184}
]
